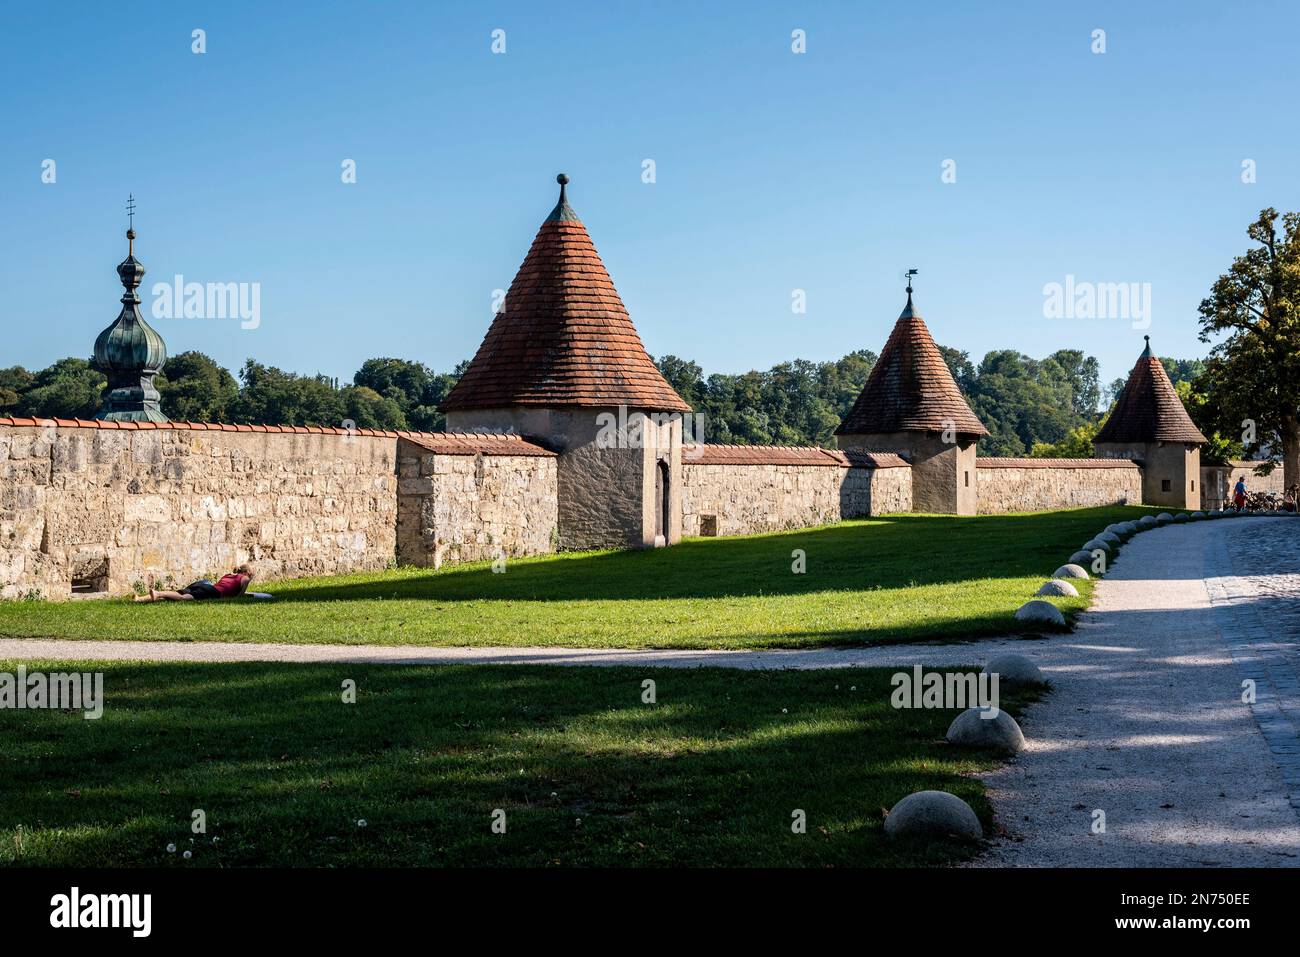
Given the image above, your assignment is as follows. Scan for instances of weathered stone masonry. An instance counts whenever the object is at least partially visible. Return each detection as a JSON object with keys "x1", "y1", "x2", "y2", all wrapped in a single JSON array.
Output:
[
  {"x1": 681, "y1": 446, "x2": 911, "y2": 536},
  {"x1": 976, "y1": 459, "x2": 1142, "y2": 514},
  {"x1": 396, "y1": 435, "x2": 557, "y2": 566},
  {"x1": 0, "y1": 422, "x2": 555, "y2": 600}
]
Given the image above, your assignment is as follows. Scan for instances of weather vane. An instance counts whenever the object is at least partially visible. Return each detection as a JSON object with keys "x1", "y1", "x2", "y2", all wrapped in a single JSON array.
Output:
[{"x1": 905, "y1": 268, "x2": 918, "y2": 293}]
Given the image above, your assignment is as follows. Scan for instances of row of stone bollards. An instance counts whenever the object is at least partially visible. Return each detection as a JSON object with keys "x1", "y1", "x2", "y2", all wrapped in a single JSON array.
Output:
[
  {"x1": 884, "y1": 506, "x2": 1295, "y2": 844},
  {"x1": 883, "y1": 653, "x2": 1047, "y2": 841}
]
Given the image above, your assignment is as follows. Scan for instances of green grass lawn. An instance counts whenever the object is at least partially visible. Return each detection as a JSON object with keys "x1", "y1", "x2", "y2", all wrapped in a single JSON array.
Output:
[
  {"x1": 0, "y1": 507, "x2": 1151, "y2": 649},
  {"x1": 0, "y1": 660, "x2": 1039, "y2": 867}
]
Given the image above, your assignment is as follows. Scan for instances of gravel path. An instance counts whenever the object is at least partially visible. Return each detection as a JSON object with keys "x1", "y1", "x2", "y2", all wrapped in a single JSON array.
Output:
[
  {"x1": 0, "y1": 634, "x2": 1042, "y2": 669},
  {"x1": 4, "y1": 515, "x2": 1298, "y2": 867},
  {"x1": 973, "y1": 516, "x2": 1300, "y2": 867}
]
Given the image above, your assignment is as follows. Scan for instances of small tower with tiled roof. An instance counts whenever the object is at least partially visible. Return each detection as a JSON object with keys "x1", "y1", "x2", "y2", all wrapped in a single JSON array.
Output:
[
  {"x1": 442, "y1": 174, "x2": 691, "y2": 550},
  {"x1": 1094, "y1": 336, "x2": 1206, "y2": 508},
  {"x1": 835, "y1": 277, "x2": 988, "y2": 514},
  {"x1": 93, "y1": 202, "x2": 169, "y2": 422}
]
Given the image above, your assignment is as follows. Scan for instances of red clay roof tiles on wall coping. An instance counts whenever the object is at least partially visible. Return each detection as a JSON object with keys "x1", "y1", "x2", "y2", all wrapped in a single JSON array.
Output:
[
  {"x1": 976, "y1": 457, "x2": 1140, "y2": 469},
  {"x1": 687, "y1": 444, "x2": 909, "y2": 469},
  {"x1": 0, "y1": 417, "x2": 555, "y2": 457}
]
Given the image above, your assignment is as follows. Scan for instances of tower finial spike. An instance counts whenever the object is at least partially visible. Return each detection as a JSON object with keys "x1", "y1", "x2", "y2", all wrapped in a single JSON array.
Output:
[{"x1": 126, "y1": 194, "x2": 136, "y2": 254}]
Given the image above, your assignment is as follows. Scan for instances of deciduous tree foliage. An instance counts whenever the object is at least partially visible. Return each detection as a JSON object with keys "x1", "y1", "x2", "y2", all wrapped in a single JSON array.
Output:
[
  {"x1": 1196, "y1": 208, "x2": 1300, "y2": 487},
  {"x1": 0, "y1": 342, "x2": 1180, "y2": 459}
]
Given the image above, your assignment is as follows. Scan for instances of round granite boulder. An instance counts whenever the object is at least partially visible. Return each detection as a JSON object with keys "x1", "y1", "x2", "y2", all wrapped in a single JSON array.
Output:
[
  {"x1": 983, "y1": 653, "x2": 1048, "y2": 688},
  {"x1": 1052, "y1": 563, "x2": 1089, "y2": 579},
  {"x1": 1082, "y1": 538, "x2": 1113, "y2": 554},
  {"x1": 1103, "y1": 523, "x2": 1128, "y2": 537},
  {"x1": 1098, "y1": 531, "x2": 1121, "y2": 546},
  {"x1": 1037, "y1": 578, "x2": 1080, "y2": 598},
  {"x1": 946, "y1": 707, "x2": 1026, "y2": 753},
  {"x1": 1068, "y1": 550, "x2": 1096, "y2": 566},
  {"x1": 884, "y1": 790, "x2": 983, "y2": 842},
  {"x1": 1190, "y1": 511, "x2": 1206, "y2": 521},
  {"x1": 1172, "y1": 512, "x2": 1189, "y2": 523},
  {"x1": 1156, "y1": 512, "x2": 1174, "y2": 524},
  {"x1": 1015, "y1": 599, "x2": 1066, "y2": 626}
]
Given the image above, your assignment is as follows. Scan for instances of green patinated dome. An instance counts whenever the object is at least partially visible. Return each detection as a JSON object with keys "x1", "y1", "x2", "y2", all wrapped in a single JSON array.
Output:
[
  {"x1": 93, "y1": 226, "x2": 169, "y2": 422},
  {"x1": 93, "y1": 306, "x2": 168, "y2": 374}
]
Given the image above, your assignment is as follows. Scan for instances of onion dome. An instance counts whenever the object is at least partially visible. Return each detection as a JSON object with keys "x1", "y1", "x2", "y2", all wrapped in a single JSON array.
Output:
[{"x1": 93, "y1": 215, "x2": 169, "y2": 422}]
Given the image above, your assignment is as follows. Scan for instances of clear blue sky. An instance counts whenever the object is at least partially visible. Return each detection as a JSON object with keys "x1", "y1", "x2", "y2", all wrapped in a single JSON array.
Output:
[{"x1": 4, "y1": 0, "x2": 1297, "y2": 388}]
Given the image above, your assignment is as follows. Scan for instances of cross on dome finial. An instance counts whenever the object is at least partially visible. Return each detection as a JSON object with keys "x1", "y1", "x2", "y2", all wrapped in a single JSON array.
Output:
[{"x1": 126, "y1": 194, "x2": 137, "y2": 253}]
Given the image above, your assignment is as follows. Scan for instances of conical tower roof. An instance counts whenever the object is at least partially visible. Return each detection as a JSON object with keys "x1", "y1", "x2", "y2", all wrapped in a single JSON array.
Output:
[
  {"x1": 835, "y1": 291, "x2": 987, "y2": 437},
  {"x1": 442, "y1": 174, "x2": 689, "y2": 413},
  {"x1": 1095, "y1": 337, "x2": 1206, "y2": 444}
]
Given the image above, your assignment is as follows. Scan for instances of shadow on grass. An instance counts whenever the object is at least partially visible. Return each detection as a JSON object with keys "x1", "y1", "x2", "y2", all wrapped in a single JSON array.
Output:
[
  {"x1": 266, "y1": 508, "x2": 1149, "y2": 604},
  {"x1": 0, "y1": 661, "x2": 1035, "y2": 868}
]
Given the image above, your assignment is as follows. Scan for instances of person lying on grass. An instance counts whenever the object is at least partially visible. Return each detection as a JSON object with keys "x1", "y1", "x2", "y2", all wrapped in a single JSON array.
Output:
[{"x1": 134, "y1": 564, "x2": 254, "y2": 603}]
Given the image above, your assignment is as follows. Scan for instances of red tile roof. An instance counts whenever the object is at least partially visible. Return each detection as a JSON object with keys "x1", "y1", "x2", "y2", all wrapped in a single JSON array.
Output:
[
  {"x1": 834, "y1": 449, "x2": 910, "y2": 469},
  {"x1": 1094, "y1": 340, "x2": 1207, "y2": 445},
  {"x1": 442, "y1": 179, "x2": 690, "y2": 414},
  {"x1": 687, "y1": 444, "x2": 908, "y2": 469},
  {"x1": 835, "y1": 294, "x2": 988, "y2": 438},
  {"x1": 401, "y1": 432, "x2": 554, "y2": 457},
  {"x1": 0, "y1": 417, "x2": 553, "y2": 456},
  {"x1": 976, "y1": 457, "x2": 1139, "y2": 469}
]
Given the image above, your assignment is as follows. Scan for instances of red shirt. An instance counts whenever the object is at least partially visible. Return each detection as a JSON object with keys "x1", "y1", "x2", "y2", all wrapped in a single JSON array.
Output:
[{"x1": 213, "y1": 573, "x2": 250, "y2": 598}]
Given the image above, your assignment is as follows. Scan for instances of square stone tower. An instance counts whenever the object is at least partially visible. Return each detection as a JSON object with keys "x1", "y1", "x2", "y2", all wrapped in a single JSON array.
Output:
[
  {"x1": 835, "y1": 287, "x2": 988, "y2": 514},
  {"x1": 441, "y1": 175, "x2": 691, "y2": 551},
  {"x1": 1093, "y1": 336, "x2": 1206, "y2": 508}
]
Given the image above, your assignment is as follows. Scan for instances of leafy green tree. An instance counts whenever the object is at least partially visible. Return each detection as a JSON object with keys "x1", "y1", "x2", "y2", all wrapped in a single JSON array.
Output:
[
  {"x1": 352, "y1": 357, "x2": 463, "y2": 431},
  {"x1": 17, "y1": 358, "x2": 105, "y2": 419},
  {"x1": 0, "y1": 367, "x2": 33, "y2": 412},
  {"x1": 159, "y1": 351, "x2": 239, "y2": 422},
  {"x1": 1030, "y1": 421, "x2": 1100, "y2": 458},
  {"x1": 1173, "y1": 378, "x2": 1240, "y2": 466},
  {"x1": 1198, "y1": 208, "x2": 1300, "y2": 488},
  {"x1": 229, "y1": 360, "x2": 344, "y2": 427},
  {"x1": 340, "y1": 385, "x2": 407, "y2": 430},
  {"x1": 937, "y1": 346, "x2": 975, "y2": 394}
]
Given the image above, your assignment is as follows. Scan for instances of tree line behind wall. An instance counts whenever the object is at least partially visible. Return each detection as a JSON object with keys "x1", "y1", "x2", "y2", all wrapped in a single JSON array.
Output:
[{"x1": 0, "y1": 346, "x2": 1232, "y2": 461}]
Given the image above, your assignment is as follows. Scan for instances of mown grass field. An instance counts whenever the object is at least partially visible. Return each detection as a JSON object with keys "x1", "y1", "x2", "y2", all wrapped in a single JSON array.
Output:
[
  {"x1": 0, "y1": 508, "x2": 1151, "y2": 649},
  {"x1": 0, "y1": 660, "x2": 1040, "y2": 868}
]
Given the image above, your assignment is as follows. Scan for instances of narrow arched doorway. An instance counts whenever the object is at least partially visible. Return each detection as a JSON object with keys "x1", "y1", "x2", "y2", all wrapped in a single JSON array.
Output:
[{"x1": 655, "y1": 459, "x2": 671, "y2": 545}]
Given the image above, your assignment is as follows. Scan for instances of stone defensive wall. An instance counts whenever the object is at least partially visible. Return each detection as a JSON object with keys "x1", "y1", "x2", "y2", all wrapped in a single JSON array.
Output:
[
  {"x1": 1199, "y1": 460, "x2": 1286, "y2": 510},
  {"x1": 0, "y1": 418, "x2": 554, "y2": 600},
  {"x1": 680, "y1": 445, "x2": 912, "y2": 537},
  {"x1": 396, "y1": 434, "x2": 557, "y2": 567},
  {"x1": 975, "y1": 458, "x2": 1142, "y2": 514}
]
